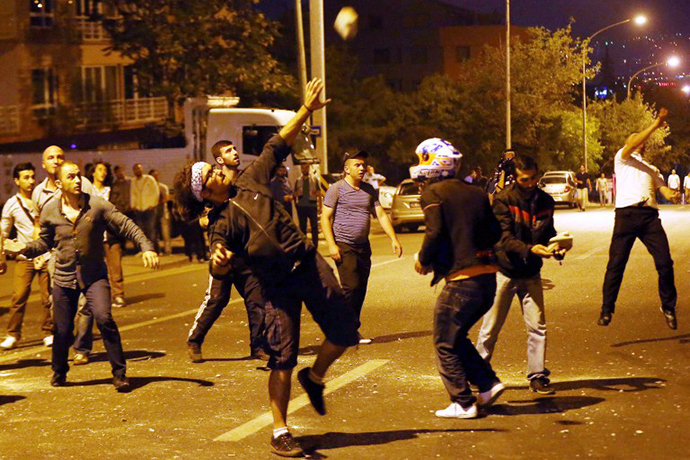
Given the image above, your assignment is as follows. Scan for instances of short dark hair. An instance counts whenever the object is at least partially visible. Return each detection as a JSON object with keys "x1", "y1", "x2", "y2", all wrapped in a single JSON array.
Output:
[
  {"x1": 173, "y1": 161, "x2": 206, "y2": 220},
  {"x1": 13, "y1": 162, "x2": 35, "y2": 179},
  {"x1": 211, "y1": 140, "x2": 234, "y2": 158},
  {"x1": 56, "y1": 160, "x2": 80, "y2": 181},
  {"x1": 92, "y1": 161, "x2": 113, "y2": 186},
  {"x1": 514, "y1": 154, "x2": 538, "y2": 173},
  {"x1": 148, "y1": 169, "x2": 158, "y2": 176}
]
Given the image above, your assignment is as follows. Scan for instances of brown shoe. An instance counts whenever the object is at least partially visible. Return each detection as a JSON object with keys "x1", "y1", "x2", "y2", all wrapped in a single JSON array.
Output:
[
  {"x1": 187, "y1": 342, "x2": 203, "y2": 363},
  {"x1": 113, "y1": 375, "x2": 131, "y2": 393},
  {"x1": 73, "y1": 353, "x2": 89, "y2": 365}
]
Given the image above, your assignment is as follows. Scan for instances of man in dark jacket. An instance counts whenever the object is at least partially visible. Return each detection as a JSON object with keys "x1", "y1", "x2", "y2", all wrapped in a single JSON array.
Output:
[
  {"x1": 412, "y1": 138, "x2": 505, "y2": 419},
  {"x1": 476, "y1": 154, "x2": 565, "y2": 395},
  {"x1": 174, "y1": 79, "x2": 358, "y2": 458}
]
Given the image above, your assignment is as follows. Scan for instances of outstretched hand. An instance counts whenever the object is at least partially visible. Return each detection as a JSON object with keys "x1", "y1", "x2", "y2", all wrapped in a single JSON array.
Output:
[
  {"x1": 2, "y1": 239, "x2": 26, "y2": 256},
  {"x1": 304, "y1": 78, "x2": 331, "y2": 112},
  {"x1": 142, "y1": 251, "x2": 160, "y2": 269},
  {"x1": 656, "y1": 107, "x2": 669, "y2": 126}
]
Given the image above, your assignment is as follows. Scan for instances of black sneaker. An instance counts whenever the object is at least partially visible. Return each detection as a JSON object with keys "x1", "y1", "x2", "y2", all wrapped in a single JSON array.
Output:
[
  {"x1": 530, "y1": 377, "x2": 555, "y2": 395},
  {"x1": 187, "y1": 342, "x2": 203, "y2": 363},
  {"x1": 597, "y1": 311, "x2": 612, "y2": 326},
  {"x1": 50, "y1": 373, "x2": 66, "y2": 387},
  {"x1": 297, "y1": 367, "x2": 326, "y2": 415},
  {"x1": 270, "y1": 432, "x2": 304, "y2": 457},
  {"x1": 113, "y1": 375, "x2": 131, "y2": 393},
  {"x1": 661, "y1": 307, "x2": 677, "y2": 330}
]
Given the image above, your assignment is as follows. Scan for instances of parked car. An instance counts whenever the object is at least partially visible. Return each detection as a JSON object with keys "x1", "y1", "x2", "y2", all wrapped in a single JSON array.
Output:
[
  {"x1": 378, "y1": 185, "x2": 396, "y2": 209},
  {"x1": 538, "y1": 171, "x2": 577, "y2": 208},
  {"x1": 390, "y1": 179, "x2": 424, "y2": 232}
]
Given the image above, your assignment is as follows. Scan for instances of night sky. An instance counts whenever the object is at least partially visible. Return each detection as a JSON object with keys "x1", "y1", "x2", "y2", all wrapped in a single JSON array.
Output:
[{"x1": 443, "y1": 0, "x2": 690, "y2": 38}]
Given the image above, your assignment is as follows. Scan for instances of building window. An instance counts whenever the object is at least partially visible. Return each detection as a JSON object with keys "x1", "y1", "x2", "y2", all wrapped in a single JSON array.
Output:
[
  {"x1": 76, "y1": 0, "x2": 102, "y2": 17},
  {"x1": 79, "y1": 65, "x2": 120, "y2": 102},
  {"x1": 456, "y1": 46, "x2": 471, "y2": 62},
  {"x1": 29, "y1": 0, "x2": 54, "y2": 28},
  {"x1": 243, "y1": 126, "x2": 279, "y2": 156},
  {"x1": 369, "y1": 15, "x2": 383, "y2": 30},
  {"x1": 31, "y1": 68, "x2": 57, "y2": 117},
  {"x1": 373, "y1": 48, "x2": 390, "y2": 65}
]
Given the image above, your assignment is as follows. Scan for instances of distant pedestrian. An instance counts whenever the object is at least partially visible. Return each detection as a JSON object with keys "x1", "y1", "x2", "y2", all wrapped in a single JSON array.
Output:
[
  {"x1": 270, "y1": 163, "x2": 294, "y2": 216},
  {"x1": 412, "y1": 138, "x2": 506, "y2": 419},
  {"x1": 464, "y1": 169, "x2": 477, "y2": 184},
  {"x1": 476, "y1": 154, "x2": 567, "y2": 395},
  {"x1": 3, "y1": 161, "x2": 159, "y2": 392},
  {"x1": 684, "y1": 172, "x2": 690, "y2": 205},
  {"x1": 131, "y1": 163, "x2": 160, "y2": 252},
  {"x1": 294, "y1": 161, "x2": 321, "y2": 246},
  {"x1": 150, "y1": 169, "x2": 172, "y2": 255},
  {"x1": 598, "y1": 108, "x2": 680, "y2": 330},
  {"x1": 0, "y1": 163, "x2": 52, "y2": 350},
  {"x1": 575, "y1": 165, "x2": 592, "y2": 211},
  {"x1": 667, "y1": 169, "x2": 680, "y2": 195},
  {"x1": 596, "y1": 173, "x2": 609, "y2": 206},
  {"x1": 110, "y1": 165, "x2": 132, "y2": 218},
  {"x1": 321, "y1": 150, "x2": 402, "y2": 343},
  {"x1": 362, "y1": 165, "x2": 386, "y2": 190}
]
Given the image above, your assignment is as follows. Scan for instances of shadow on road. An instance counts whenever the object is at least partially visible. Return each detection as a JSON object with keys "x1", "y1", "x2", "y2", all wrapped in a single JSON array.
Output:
[
  {"x1": 0, "y1": 358, "x2": 51, "y2": 371},
  {"x1": 610, "y1": 333, "x2": 690, "y2": 348},
  {"x1": 72, "y1": 375, "x2": 214, "y2": 391},
  {"x1": 487, "y1": 396, "x2": 604, "y2": 416},
  {"x1": 508, "y1": 377, "x2": 665, "y2": 393},
  {"x1": 86, "y1": 350, "x2": 166, "y2": 363},
  {"x1": 0, "y1": 395, "x2": 26, "y2": 406},
  {"x1": 124, "y1": 292, "x2": 166, "y2": 306},
  {"x1": 0, "y1": 307, "x2": 9, "y2": 316},
  {"x1": 541, "y1": 278, "x2": 556, "y2": 291},
  {"x1": 299, "y1": 428, "x2": 507, "y2": 452}
]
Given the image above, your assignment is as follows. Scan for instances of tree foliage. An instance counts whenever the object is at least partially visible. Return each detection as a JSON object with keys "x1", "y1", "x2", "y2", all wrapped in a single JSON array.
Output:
[{"x1": 102, "y1": 0, "x2": 296, "y2": 106}]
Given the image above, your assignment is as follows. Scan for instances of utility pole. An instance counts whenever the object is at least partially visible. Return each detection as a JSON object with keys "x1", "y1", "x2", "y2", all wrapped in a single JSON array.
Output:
[
  {"x1": 309, "y1": 0, "x2": 328, "y2": 173},
  {"x1": 506, "y1": 0, "x2": 512, "y2": 150},
  {"x1": 295, "y1": 0, "x2": 308, "y2": 103}
]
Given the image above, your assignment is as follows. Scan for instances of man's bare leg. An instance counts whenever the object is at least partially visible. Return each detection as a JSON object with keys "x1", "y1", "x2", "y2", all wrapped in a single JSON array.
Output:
[
  {"x1": 311, "y1": 339, "x2": 347, "y2": 378},
  {"x1": 296, "y1": 339, "x2": 348, "y2": 416},
  {"x1": 269, "y1": 369, "x2": 292, "y2": 429}
]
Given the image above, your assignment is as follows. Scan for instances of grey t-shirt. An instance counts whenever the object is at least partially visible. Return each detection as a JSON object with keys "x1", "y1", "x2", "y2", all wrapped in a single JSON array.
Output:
[{"x1": 323, "y1": 179, "x2": 379, "y2": 248}]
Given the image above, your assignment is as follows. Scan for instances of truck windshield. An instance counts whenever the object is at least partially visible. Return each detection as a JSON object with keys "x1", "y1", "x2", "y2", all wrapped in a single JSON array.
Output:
[{"x1": 243, "y1": 126, "x2": 280, "y2": 156}]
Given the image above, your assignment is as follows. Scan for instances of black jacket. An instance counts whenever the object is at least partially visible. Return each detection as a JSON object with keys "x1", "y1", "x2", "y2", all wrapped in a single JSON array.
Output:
[
  {"x1": 210, "y1": 135, "x2": 314, "y2": 284},
  {"x1": 493, "y1": 183, "x2": 557, "y2": 279},
  {"x1": 418, "y1": 178, "x2": 501, "y2": 285}
]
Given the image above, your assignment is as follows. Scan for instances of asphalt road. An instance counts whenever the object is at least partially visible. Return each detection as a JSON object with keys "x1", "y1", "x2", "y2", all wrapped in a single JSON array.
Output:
[{"x1": 1, "y1": 205, "x2": 689, "y2": 459}]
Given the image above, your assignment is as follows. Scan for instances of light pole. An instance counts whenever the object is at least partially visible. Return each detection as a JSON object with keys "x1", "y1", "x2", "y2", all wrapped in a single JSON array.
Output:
[
  {"x1": 581, "y1": 15, "x2": 646, "y2": 171},
  {"x1": 506, "y1": 0, "x2": 511, "y2": 150},
  {"x1": 627, "y1": 56, "x2": 681, "y2": 99}
]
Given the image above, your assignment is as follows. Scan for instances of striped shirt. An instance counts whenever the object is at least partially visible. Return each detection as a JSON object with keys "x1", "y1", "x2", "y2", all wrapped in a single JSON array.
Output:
[{"x1": 323, "y1": 179, "x2": 379, "y2": 247}]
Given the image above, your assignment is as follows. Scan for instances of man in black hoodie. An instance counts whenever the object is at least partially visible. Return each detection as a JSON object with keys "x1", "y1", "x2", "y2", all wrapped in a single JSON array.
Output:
[
  {"x1": 475, "y1": 154, "x2": 564, "y2": 395},
  {"x1": 413, "y1": 138, "x2": 505, "y2": 419}
]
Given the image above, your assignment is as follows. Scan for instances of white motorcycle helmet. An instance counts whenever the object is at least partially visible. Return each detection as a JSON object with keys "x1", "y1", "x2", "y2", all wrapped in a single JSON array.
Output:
[{"x1": 409, "y1": 138, "x2": 463, "y2": 180}]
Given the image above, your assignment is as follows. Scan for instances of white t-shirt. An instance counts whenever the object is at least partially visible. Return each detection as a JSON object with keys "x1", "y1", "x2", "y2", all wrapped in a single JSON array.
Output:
[
  {"x1": 614, "y1": 148, "x2": 665, "y2": 209},
  {"x1": 668, "y1": 174, "x2": 681, "y2": 190},
  {"x1": 684, "y1": 175, "x2": 690, "y2": 190}
]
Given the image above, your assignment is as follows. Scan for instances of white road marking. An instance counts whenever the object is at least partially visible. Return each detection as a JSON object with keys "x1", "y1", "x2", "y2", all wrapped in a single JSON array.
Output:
[
  {"x1": 372, "y1": 256, "x2": 407, "y2": 268},
  {"x1": 575, "y1": 246, "x2": 605, "y2": 260},
  {"x1": 213, "y1": 359, "x2": 390, "y2": 442}
]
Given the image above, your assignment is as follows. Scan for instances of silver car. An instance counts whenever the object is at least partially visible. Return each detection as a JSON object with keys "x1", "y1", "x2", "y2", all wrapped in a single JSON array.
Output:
[
  {"x1": 539, "y1": 171, "x2": 577, "y2": 208},
  {"x1": 390, "y1": 179, "x2": 424, "y2": 232}
]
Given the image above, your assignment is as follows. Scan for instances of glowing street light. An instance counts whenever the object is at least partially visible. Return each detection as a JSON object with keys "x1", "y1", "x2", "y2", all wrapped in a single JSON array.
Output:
[
  {"x1": 682, "y1": 85, "x2": 690, "y2": 95},
  {"x1": 627, "y1": 56, "x2": 682, "y2": 99},
  {"x1": 581, "y1": 14, "x2": 647, "y2": 170}
]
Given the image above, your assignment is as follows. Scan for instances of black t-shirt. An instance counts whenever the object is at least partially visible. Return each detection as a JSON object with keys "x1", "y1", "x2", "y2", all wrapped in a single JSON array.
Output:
[{"x1": 575, "y1": 172, "x2": 590, "y2": 189}]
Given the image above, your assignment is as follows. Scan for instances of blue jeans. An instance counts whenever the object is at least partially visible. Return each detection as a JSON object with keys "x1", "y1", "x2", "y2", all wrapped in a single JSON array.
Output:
[
  {"x1": 476, "y1": 272, "x2": 549, "y2": 380},
  {"x1": 434, "y1": 274, "x2": 500, "y2": 407}
]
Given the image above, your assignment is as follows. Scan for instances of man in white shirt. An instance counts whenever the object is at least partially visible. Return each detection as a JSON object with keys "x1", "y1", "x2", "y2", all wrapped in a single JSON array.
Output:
[
  {"x1": 684, "y1": 172, "x2": 690, "y2": 205},
  {"x1": 130, "y1": 163, "x2": 160, "y2": 252},
  {"x1": 598, "y1": 108, "x2": 679, "y2": 330},
  {"x1": 667, "y1": 169, "x2": 680, "y2": 195},
  {"x1": 0, "y1": 163, "x2": 52, "y2": 349},
  {"x1": 362, "y1": 165, "x2": 386, "y2": 190}
]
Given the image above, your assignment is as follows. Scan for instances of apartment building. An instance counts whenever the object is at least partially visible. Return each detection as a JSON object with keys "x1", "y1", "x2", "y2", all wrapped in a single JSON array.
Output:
[{"x1": 0, "y1": 0, "x2": 168, "y2": 148}]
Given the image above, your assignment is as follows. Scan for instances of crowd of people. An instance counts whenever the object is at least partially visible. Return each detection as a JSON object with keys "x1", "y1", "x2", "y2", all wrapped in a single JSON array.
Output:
[{"x1": 0, "y1": 79, "x2": 682, "y2": 457}]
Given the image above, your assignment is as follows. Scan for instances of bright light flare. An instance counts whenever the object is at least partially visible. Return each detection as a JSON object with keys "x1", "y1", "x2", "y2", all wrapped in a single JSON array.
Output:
[
  {"x1": 682, "y1": 85, "x2": 690, "y2": 95},
  {"x1": 667, "y1": 56, "x2": 681, "y2": 68},
  {"x1": 634, "y1": 15, "x2": 647, "y2": 26}
]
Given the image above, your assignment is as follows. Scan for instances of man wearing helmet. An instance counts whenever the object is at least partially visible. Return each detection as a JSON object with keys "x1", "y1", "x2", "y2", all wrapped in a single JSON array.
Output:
[
  {"x1": 476, "y1": 154, "x2": 566, "y2": 395},
  {"x1": 413, "y1": 138, "x2": 506, "y2": 419}
]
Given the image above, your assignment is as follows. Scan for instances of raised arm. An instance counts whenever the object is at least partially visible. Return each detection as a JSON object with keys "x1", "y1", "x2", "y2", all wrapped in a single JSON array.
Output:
[
  {"x1": 621, "y1": 108, "x2": 668, "y2": 160},
  {"x1": 278, "y1": 78, "x2": 331, "y2": 146}
]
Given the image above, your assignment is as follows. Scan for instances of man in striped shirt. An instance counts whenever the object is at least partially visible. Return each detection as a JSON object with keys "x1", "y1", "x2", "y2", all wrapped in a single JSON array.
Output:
[
  {"x1": 0, "y1": 163, "x2": 52, "y2": 349},
  {"x1": 321, "y1": 150, "x2": 402, "y2": 344}
]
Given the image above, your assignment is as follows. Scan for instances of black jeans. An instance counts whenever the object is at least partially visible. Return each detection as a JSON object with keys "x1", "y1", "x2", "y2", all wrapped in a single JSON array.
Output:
[
  {"x1": 52, "y1": 278, "x2": 126, "y2": 377},
  {"x1": 434, "y1": 274, "x2": 499, "y2": 407},
  {"x1": 296, "y1": 205, "x2": 319, "y2": 246},
  {"x1": 335, "y1": 242, "x2": 372, "y2": 328},
  {"x1": 188, "y1": 271, "x2": 266, "y2": 354},
  {"x1": 602, "y1": 207, "x2": 677, "y2": 313}
]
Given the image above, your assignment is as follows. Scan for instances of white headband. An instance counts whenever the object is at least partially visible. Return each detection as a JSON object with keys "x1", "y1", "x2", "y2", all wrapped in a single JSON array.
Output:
[{"x1": 191, "y1": 162, "x2": 208, "y2": 202}]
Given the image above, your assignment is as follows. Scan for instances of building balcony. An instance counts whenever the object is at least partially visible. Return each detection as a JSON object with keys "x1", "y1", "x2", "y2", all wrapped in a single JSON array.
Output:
[
  {"x1": 74, "y1": 97, "x2": 169, "y2": 128},
  {"x1": 72, "y1": 17, "x2": 109, "y2": 41},
  {"x1": 0, "y1": 106, "x2": 20, "y2": 135}
]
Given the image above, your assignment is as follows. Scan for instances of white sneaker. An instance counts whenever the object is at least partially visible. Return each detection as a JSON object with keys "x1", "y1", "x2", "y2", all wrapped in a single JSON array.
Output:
[
  {"x1": 477, "y1": 381, "x2": 505, "y2": 407},
  {"x1": 43, "y1": 336, "x2": 53, "y2": 347},
  {"x1": 0, "y1": 336, "x2": 18, "y2": 350},
  {"x1": 358, "y1": 337, "x2": 373, "y2": 344},
  {"x1": 435, "y1": 402, "x2": 478, "y2": 419}
]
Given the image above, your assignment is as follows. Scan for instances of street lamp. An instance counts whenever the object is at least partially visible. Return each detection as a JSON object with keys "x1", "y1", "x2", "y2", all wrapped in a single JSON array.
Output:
[
  {"x1": 682, "y1": 85, "x2": 690, "y2": 95},
  {"x1": 581, "y1": 15, "x2": 647, "y2": 171},
  {"x1": 627, "y1": 56, "x2": 681, "y2": 99}
]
